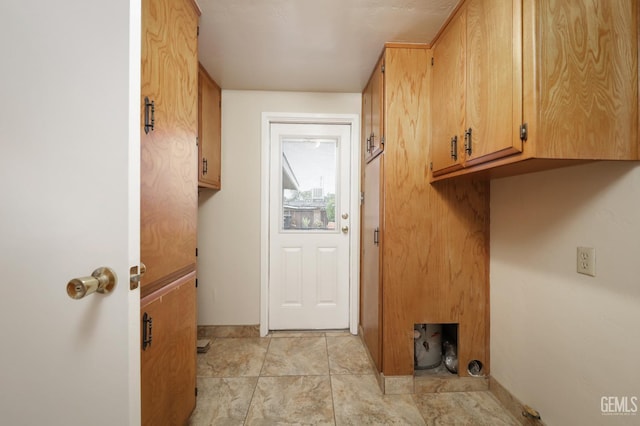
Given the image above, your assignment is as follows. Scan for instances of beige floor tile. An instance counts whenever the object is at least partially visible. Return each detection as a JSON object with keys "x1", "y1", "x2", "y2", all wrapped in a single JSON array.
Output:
[
  {"x1": 332, "y1": 374, "x2": 426, "y2": 425},
  {"x1": 261, "y1": 337, "x2": 329, "y2": 376},
  {"x1": 197, "y1": 337, "x2": 270, "y2": 377},
  {"x1": 245, "y1": 376, "x2": 334, "y2": 425},
  {"x1": 326, "y1": 336, "x2": 374, "y2": 375},
  {"x1": 188, "y1": 377, "x2": 257, "y2": 426},
  {"x1": 413, "y1": 391, "x2": 519, "y2": 425}
]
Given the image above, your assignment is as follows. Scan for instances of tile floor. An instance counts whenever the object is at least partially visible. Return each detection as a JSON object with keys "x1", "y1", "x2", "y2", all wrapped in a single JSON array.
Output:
[{"x1": 189, "y1": 331, "x2": 518, "y2": 425}]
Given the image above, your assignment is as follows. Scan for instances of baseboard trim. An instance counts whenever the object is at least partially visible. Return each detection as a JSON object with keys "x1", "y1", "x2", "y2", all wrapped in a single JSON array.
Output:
[
  {"x1": 489, "y1": 377, "x2": 545, "y2": 425},
  {"x1": 197, "y1": 324, "x2": 260, "y2": 338},
  {"x1": 358, "y1": 325, "x2": 385, "y2": 393}
]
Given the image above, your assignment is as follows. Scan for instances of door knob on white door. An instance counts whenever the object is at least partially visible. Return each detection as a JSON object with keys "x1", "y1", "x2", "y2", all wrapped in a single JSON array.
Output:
[
  {"x1": 66, "y1": 267, "x2": 117, "y2": 300},
  {"x1": 341, "y1": 226, "x2": 349, "y2": 234}
]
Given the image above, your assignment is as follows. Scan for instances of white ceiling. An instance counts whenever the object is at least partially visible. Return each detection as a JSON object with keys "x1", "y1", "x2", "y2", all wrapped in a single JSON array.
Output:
[{"x1": 197, "y1": 0, "x2": 459, "y2": 93}]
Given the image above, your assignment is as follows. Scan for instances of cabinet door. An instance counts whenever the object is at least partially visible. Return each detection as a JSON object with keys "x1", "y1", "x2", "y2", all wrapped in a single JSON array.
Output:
[
  {"x1": 368, "y1": 55, "x2": 385, "y2": 160},
  {"x1": 198, "y1": 65, "x2": 222, "y2": 189},
  {"x1": 465, "y1": 0, "x2": 523, "y2": 166},
  {"x1": 141, "y1": 277, "x2": 197, "y2": 426},
  {"x1": 430, "y1": 8, "x2": 466, "y2": 176},
  {"x1": 529, "y1": 0, "x2": 638, "y2": 159},
  {"x1": 362, "y1": 78, "x2": 372, "y2": 160},
  {"x1": 141, "y1": 0, "x2": 199, "y2": 294},
  {"x1": 360, "y1": 155, "x2": 382, "y2": 371},
  {"x1": 364, "y1": 55, "x2": 384, "y2": 163}
]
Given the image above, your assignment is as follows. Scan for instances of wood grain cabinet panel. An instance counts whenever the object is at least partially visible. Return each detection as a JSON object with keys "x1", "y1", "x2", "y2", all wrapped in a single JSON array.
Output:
[
  {"x1": 465, "y1": 0, "x2": 522, "y2": 166},
  {"x1": 431, "y1": 0, "x2": 522, "y2": 177},
  {"x1": 141, "y1": 0, "x2": 199, "y2": 293},
  {"x1": 362, "y1": 55, "x2": 385, "y2": 163},
  {"x1": 198, "y1": 64, "x2": 222, "y2": 190},
  {"x1": 524, "y1": 0, "x2": 638, "y2": 161},
  {"x1": 140, "y1": 0, "x2": 200, "y2": 423},
  {"x1": 360, "y1": 45, "x2": 489, "y2": 378},
  {"x1": 430, "y1": 7, "x2": 466, "y2": 175},
  {"x1": 141, "y1": 277, "x2": 197, "y2": 426},
  {"x1": 360, "y1": 154, "x2": 382, "y2": 371},
  {"x1": 431, "y1": 0, "x2": 638, "y2": 180}
]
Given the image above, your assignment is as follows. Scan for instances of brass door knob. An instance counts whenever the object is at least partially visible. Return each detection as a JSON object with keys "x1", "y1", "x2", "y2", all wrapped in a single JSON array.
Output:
[
  {"x1": 67, "y1": 267, "x2": 117, "y2": 300},
  {"x1": 341, "y1": 226, "x2": 349, "y2": 234}
]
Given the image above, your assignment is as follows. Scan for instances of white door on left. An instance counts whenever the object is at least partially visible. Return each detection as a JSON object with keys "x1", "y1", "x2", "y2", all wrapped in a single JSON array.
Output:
[{"x1": 0, "y1": 1, "x2": 140, "y2": 424}]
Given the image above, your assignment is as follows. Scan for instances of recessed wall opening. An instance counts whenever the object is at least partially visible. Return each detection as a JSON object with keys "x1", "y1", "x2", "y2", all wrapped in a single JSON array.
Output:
[{"x1": 414, "y1": 323, "x2": 458, "y2": 376}]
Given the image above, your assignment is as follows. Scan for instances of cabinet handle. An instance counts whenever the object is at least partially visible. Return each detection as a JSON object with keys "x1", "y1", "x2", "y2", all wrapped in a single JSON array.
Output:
[
  {"x1": 144, "y1": 97, "x2": 155, "y2": 134},
  {"x1": 366, "y1": 136, "x2": 371, "y2": 153},
  {"x1": 373, "y1": 227, "x2": 379, "y2": 246},
  {"x1": 451, "y1": 136, "x2": 458, "y2": 160},
  {"x1": 202, "y1": 157, "x2": 208, "y2": 175},
  {"x1": 464, "y1": 128, "x2": 472, "y2": 156},
  {"x1": 142, "y1": 312, "x2": 153, "y2": 350},
  {"x1": 369, "y1": 133, "x2": 375, "y2": 152}
]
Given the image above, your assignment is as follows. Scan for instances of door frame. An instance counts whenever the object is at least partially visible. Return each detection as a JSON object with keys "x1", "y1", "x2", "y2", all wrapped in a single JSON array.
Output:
[{"x1": 260, "y1": 113, "x2": 360, "y2": 336}]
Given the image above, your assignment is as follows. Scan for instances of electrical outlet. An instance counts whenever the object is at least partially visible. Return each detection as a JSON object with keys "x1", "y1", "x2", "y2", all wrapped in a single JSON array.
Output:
[{"x1": 577, "y1": 247, "x2": 596, "y2": 277}]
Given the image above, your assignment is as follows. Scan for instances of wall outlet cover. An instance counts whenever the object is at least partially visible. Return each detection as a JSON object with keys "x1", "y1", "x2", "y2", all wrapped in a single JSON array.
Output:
[{"x1": 577, "y1": 246, "x2": 596, "y2": 277}]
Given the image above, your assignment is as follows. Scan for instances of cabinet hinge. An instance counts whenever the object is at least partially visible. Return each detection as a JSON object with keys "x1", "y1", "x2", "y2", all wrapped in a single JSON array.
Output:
[
  {"x1": 381, "y1": 63, "x2": 385, "y2": 73},
  {"x1": 520, "y1": 123, "x2": 528, "y2": 141},
  {"x1": 196, "y1": 136, "x2": 199, "y2": 147},
  {"x1": 431, "y1": 57, "x2": 434, "y2": 66},
  {"x1": 360, "y1": 191, "x2": 365, "y2": 205}
]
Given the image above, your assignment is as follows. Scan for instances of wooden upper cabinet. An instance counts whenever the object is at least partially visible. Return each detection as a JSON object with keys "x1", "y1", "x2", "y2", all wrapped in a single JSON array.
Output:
[
  {"x1": 363, "y1": 54, "x2": 385, "y2": 163},
  {"x1": 198, "y1": 64, "x2": 222, "y2": 189},
  {"x1": 430, "y1": 6, "x2": 466, "y2": 175},
  {"x1": 523, "y1": 0, "x2": 638, "y2": 161},
  {"x1": 140, "y1": 0, "x2": 199, "y2": 294},
  {"x1": 431, "y1": 0, "x2": 638, "y2": 180},
  {"x1": 431, "y1": 0, "x2": 521, "y2": 176},
  {"x1": 465, "y1": 0, "x2": 522, "y2": 167}
]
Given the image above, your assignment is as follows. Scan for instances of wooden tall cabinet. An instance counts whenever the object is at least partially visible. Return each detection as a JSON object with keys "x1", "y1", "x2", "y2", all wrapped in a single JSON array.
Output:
[
  {"x1": 431, "y1": 0, "x2": 638, "y2": 180},
  {"x1": 140, "y1": 0, "x2": 200, "y2": 424},
  {"x1": 360, "y1": 44, "x2": 489, "y2": 378},
  {"x1": 198, "y1": 64, "x2": 222, "y2": 189}
]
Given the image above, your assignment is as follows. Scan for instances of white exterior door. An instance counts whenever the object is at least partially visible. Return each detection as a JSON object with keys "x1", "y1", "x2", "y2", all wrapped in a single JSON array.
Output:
[
  {"x1": 269, "y1": 123, "x2": 352, "y2": 330},
  {"x1": 0, "y1": 1, "x2": 140, "y2": 425}
]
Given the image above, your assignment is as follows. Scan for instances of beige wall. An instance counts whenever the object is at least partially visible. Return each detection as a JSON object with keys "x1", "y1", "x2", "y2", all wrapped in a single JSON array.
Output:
[
  {"x1": 491, "y1": 161, "x2": 640, "y2": 425},
  {"x1": 197, "y1": 90, "x2": 361, "y2": 325}
]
